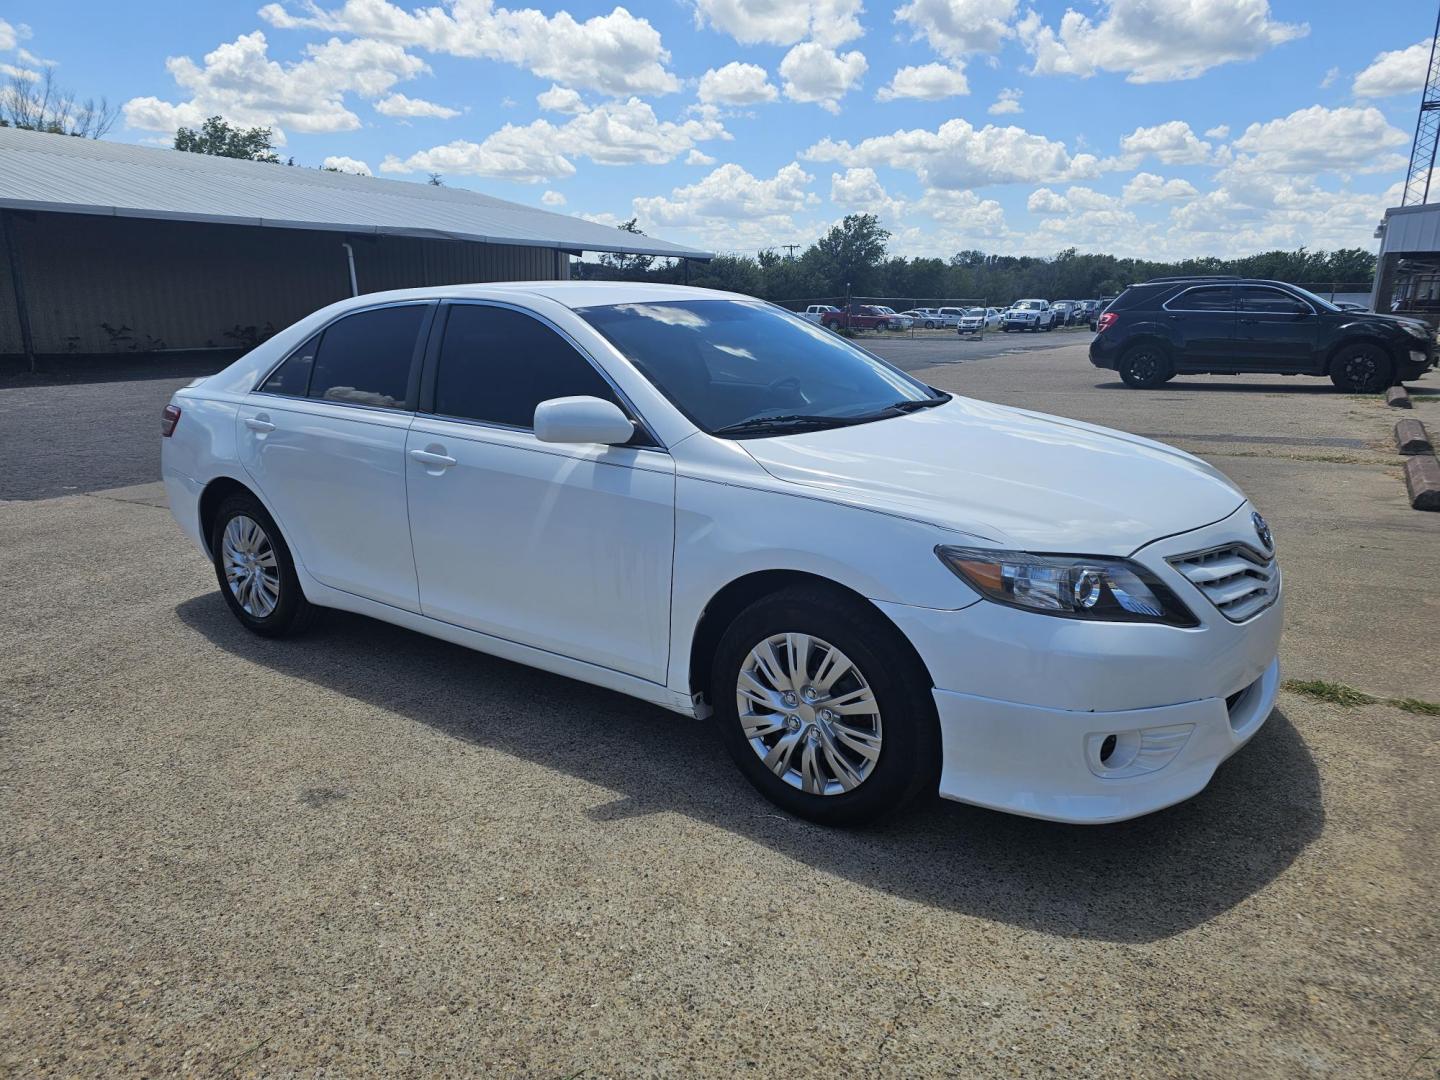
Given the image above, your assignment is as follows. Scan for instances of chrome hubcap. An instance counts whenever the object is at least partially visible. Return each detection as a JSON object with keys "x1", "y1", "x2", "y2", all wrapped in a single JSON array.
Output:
[
  {"x1": 736, "y1": 633, "x2": 882, "y2": 796},
  {"x1": 222, "y1": 514, "x2": 280, "y2": 618}
]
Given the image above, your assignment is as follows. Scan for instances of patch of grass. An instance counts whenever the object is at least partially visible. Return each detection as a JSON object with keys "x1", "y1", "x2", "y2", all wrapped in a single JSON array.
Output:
[
  {"x1": 1284, "y1": 679, "x2": 1377, "y2": 707},
  {"x1": 1391, "y1": 697, "x2": 1440, "y2": 717},
  {"x1": 1284, "y1": 679, "x2": 1440, "y2": 715}
]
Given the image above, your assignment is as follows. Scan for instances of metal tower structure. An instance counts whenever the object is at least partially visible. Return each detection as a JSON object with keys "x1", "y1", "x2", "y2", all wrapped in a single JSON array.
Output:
[{"x1": 1401, "y1": 4, "x2": 1440, "y2": 205}]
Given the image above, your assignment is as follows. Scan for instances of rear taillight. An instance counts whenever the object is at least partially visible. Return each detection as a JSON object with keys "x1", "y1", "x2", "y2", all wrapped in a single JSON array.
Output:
[
  {"x1": 1096, "y1": 312, "x2": 1117, "y2": 333},
  {"x1": 161, "y1": 404, "x2": 182, "y2": 437}
]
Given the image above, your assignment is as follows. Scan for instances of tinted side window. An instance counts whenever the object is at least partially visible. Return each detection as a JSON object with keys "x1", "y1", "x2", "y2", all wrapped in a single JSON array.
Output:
[
  {"x1": 259, "y1": 333, "x2": 320, "y2": 396},
  {"x1": 308, "y1": 305, "x2": 426, "y2": 409},
  {"x1": 434, "y1": 304, "x2": 619, "y2": 428},
  {"x1": 1237, "y1": 287, "x2": 1309, "y2": 315},
  {"x1": 1171, "y1": 286, "x2": 1235, "y2": 311}
]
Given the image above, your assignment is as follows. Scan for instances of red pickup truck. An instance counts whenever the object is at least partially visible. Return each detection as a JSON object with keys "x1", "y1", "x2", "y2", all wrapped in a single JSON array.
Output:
[{"x1": 820, "y1": 304, "x2": 890, "y2": 332}]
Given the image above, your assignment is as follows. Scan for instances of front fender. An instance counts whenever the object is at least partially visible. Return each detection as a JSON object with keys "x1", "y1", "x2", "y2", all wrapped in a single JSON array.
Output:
[{"x1": 667, "y1": 475, "x2": 982, "y2": 694}]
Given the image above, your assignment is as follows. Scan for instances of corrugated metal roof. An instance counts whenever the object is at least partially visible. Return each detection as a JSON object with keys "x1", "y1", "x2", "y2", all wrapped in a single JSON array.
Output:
[
  {"x1": 1381, "y1": 202, "x2": 1440, "y2": 254},
  {"x1": 0, "y1": 126, "x2": 711, "y2": 260}
]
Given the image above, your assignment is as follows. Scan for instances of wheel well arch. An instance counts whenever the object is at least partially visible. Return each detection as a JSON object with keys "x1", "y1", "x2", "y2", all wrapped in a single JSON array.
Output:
[
  {"x1": 1323, "y1": 334, "x2": 1398, "y2": 372},
  {"x1": 197, "y1": 476, "x2": 258, "y2": 556},
  {"x1": 686, "y1": 569, "x2": 936, "y2": 710}
]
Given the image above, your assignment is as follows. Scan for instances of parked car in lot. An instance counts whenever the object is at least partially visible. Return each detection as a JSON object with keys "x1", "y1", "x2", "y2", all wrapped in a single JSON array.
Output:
[
  {"x1": 1051, "y1": 301, "x2": 1081, "y2": 326},
  {"x1": 1090, "y1": 297, "x2": 1116, "y2": 331},
  {"x1": 163, "y1": 282, "x2": 1282, "y2": 826},
  {"x1": 820, "y1": 304, "x2": 890, "y2": 332},
  {"x1": 957, "y1": 307, "x2": 1003, "y2": 333},
  {"x1": 872, "y1": 305, "x2": 914, "y2": 331},
  {"x1": 1002, "y1": 299, "x2": 1058, "y2": 332},
  {"x1": 903, "y1": 307, "x2": 957, "y2": 329},
  {"x1": 800, "y1": 304, "x2": 839, "y2": 324},
  {"x1": 1090, "y1": 276, "x2": 1438, "y2": 391}
]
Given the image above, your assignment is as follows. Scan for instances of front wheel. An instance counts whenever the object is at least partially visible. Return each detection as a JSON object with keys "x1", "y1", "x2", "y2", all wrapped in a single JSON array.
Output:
[
  {"x1": 210, "y1": 492, "x2": 316, "y2": 637},
  {"x1": 1329, "y1": 343, "x2": 1394, "y2": 393},
  {"x1": 1118, "y1": 344, "x2": 1171, "y2": 388},
  {"x1": 711, "y1": 586, "x2": 939, "y2": 826}
]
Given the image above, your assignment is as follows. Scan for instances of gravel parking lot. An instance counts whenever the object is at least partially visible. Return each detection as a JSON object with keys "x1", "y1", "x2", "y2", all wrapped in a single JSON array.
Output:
[{"x1": 2, "y1": 340, "x2": 1437, "y2": 1077}]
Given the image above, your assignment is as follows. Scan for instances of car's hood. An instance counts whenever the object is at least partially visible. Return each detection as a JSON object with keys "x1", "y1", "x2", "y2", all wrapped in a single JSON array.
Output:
[{"x1": 738, "y1": 397, "x2": 1245, "y2": 554}]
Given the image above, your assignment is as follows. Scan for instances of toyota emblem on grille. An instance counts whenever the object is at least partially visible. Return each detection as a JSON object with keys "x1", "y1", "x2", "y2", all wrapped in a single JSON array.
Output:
[{"x1": 1252, "y1": 511, "x2": 1273, "y2": 551}]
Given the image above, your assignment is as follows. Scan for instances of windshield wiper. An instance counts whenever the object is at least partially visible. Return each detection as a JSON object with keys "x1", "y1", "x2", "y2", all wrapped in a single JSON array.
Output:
[
  {"x1": 712, "y1": 413, "x2": 874, "y2": 436},
  {"x1": 882, "y1": 394, "x2": 950, "y2": 413}
]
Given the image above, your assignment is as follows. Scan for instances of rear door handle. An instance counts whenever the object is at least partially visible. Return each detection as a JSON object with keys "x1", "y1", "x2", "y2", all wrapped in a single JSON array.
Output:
[
  {"x1": 409, "y1": 448, "x2": 457, "y2": 468},
  {"x1": 244, "y1": 416, "x2": 276, "y2": 433}
]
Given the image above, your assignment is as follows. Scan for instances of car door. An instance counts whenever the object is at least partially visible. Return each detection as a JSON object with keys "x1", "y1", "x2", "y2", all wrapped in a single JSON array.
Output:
[
  {"x1": 404, "y1": 301, "x2": 676, "y2": 684},
  {"x1": 1160, "y1": 285, "x2": 1237, "y2": 366},
  {"x1": 1234, "y1": 285, "x2": 1320, "y2": 371},
  {"x1": 236, "y1": 301, "x2": 432, "y2": 612}
]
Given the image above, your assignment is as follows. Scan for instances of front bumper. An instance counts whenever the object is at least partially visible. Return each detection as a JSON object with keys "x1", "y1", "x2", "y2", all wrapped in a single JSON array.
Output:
[
  {"x1": 928, "y1": 658, "x2": 1277, "y2": 823},
  {"x1": 874, "y1": 503, "x2": 1283, "y2": 823}
]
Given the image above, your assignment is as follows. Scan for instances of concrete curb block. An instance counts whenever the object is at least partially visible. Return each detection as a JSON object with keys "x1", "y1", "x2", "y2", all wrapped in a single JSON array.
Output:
[
  {"x1": 1385, "y1": 386, "x2": 1411, "y2": 408},
  {"x1": 1403, "y1": 455, "x2": 1440, "y2": 511},
  {"x1": 1396, "y1": 418, "x2": 1433, "y2": 455}
]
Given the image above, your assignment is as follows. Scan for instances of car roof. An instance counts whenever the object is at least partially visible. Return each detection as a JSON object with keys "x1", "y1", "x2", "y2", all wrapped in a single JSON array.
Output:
[{"x1": 305, "y1": 280, "x2": 758, "y2": 312}]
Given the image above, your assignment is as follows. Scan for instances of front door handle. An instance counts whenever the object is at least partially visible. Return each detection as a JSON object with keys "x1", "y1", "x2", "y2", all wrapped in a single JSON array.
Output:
[
  {"x1": 409, "y1": 448, "x2": 457, "y2": 468},
  {"x1": 244, "y1": 416, "x2": 276, "y2": 433}
]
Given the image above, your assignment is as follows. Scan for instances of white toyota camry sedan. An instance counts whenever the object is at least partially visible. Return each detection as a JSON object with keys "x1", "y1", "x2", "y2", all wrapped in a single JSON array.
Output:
[{"x1": 161, "y1": 282, "x2": 1282, "y2": 826}]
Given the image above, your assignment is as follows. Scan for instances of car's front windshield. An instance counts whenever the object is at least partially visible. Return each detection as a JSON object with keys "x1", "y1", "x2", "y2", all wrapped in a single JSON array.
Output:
[
  {"x1": 1014, "y1": 300, "x2": 1042, "y2": 310},
  {"x1": 1286, "y1": 284, "x2": 1341, "y2": 313},
  {"x1": 965, "y1": 308, "x2": 984, "y2": 315},
  {"x1": 578, "y1": 299, "x2": 944, "y2": 437}
]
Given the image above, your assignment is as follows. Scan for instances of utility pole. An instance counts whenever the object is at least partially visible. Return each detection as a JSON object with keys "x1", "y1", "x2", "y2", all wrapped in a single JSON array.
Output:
[
  {"x1": 1401, "y1": 3, "x2": 1440, "y2": 205},
  {"x1": 783, "y1": 244, "x2": 800, "y2": 260}
]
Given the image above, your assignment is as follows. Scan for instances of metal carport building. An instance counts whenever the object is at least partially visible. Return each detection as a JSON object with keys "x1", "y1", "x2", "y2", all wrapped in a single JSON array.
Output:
[{"x1": 0, "y1": 126, "x2": 709, "y2": 367}]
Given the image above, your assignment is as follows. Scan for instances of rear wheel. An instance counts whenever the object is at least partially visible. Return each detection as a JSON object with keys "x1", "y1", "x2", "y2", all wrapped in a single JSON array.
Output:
[
  {"x1": 1329, "y1": 343, "x2": 1394, "y2": 393},
  {"x1": 210, "y1": 492, "x2": 316, "y2": 637},
  {"x1": 1118, "y1": 343, "x2": 1171, "y2": 388},
  {"x1": 711, "y1": 585, "x2": 938, "y2": 826}
]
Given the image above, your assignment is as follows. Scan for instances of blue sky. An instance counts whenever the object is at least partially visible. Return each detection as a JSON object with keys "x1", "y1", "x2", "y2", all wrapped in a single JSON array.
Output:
[{"x1": 1, "y1": 1, "x2": 1435, "y2": 259}]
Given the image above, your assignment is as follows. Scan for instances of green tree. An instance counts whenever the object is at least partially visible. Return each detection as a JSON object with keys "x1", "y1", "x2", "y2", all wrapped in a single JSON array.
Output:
[
  {"x1": 0, "y1": 68, "x2": 117, "y2": 138},
  {"x1": 174, "y1": 116, "x2": 280, "y2": 162},
  {"x1": 598, "y1": 218, "x2": 656, "y2": 275},
  {"x1": 806, "y1": 213, "x2": 890, "y2": 297}
]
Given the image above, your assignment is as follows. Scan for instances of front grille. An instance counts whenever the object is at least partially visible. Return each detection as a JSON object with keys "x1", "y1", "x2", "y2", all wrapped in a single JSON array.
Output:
[{"x1": 1168, "y1": 543, "x2": 1278, "y2": 622}]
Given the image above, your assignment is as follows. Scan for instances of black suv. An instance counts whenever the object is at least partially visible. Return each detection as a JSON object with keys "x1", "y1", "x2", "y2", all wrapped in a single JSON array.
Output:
[{"x1": 1089, "y1": 277, "x2": 1436, "y2": 391}]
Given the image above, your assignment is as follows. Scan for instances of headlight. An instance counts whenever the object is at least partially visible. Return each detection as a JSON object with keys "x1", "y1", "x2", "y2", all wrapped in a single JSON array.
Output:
[{"x1": 936, "y1": 546, "x2": 1197, "y2": 626}]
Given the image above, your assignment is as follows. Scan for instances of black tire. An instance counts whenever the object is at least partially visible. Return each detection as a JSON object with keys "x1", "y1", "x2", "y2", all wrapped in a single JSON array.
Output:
[
  {"x1": 924, "y1": 320, "x2": 935, "y2": 329},
  {"x1": 711, "y1": 584, "x2": 939, "y2": 826},
  {"x1": 1329, "y1": 342, "x2": 1394, "y2": 393},
  {"x1": 1118, "y1": 343, "x2": 1172, "y2": 388},
  {"x1": 210, "y1": 492, "x2": 316, "y2": 638}
]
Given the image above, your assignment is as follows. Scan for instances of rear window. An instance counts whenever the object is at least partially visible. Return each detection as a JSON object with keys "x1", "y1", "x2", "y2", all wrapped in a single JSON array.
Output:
[{"x1": 1107, "y1": 285, "x2": 1168, "y2": 311}]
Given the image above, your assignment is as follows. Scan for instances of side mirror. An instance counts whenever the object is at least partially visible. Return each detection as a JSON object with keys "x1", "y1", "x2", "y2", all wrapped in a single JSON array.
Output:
[{"x1": 533, "y1": 396, "x2": 635, "y2": 445}]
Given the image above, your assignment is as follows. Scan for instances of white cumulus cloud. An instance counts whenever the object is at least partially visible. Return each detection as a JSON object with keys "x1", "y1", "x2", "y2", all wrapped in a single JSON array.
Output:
[
  {"x1": 779, "y1": 43, "x2": 867, "y2": 112},
  {"x1": 877, "y1": 62, "x2": 969, "y2": 102},
  {"x1": 1018, "y1": 0, "x2": 1307, "y2": 84},
  {"x1": 323, "y1": 154, "x2": 372, "y2": 174},
  {"x1": 893, "y1": 0, "x2": 1018, "y2": 58},
  {"x1": 690, "y1": 0, "x2": 864, "y2": 48},
  {"x1": 541, "y1": 189, "x2": 566, "y2": 206},
  {"x1": 124, "y1": 31, "x2": 428, "y2": 137},
  {"x1": 1119, "y1": 120, "x2": 1212, "y2": 165},
  {"x1": 1122, "y1": 172, "x2": 1199, "y2": 203},
  {"x1": 374, "y1": 92, "x2": 459, "y2": 118},
  {"x1": 380, "y1": 98, "x2": 728, "y2": 182},
  {"x1": 698, "y1": 61, "x2": 778, "y2": 105},
  {"x1": 1231, "y1": 104, "x2": 1408, "y2": 174},
  {"x1": 803, "y1": 117, "x2": 1105, "y2": 189},
  {"x1": 260, "y1": 0, "x2": 680, "y2": 96},
  {"x1": 988, "y1": 87, "x2": 1022, "y2": 114},
  {"x1": 1353, "y1": 38, "x2": 1433, "y2": 100}
]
